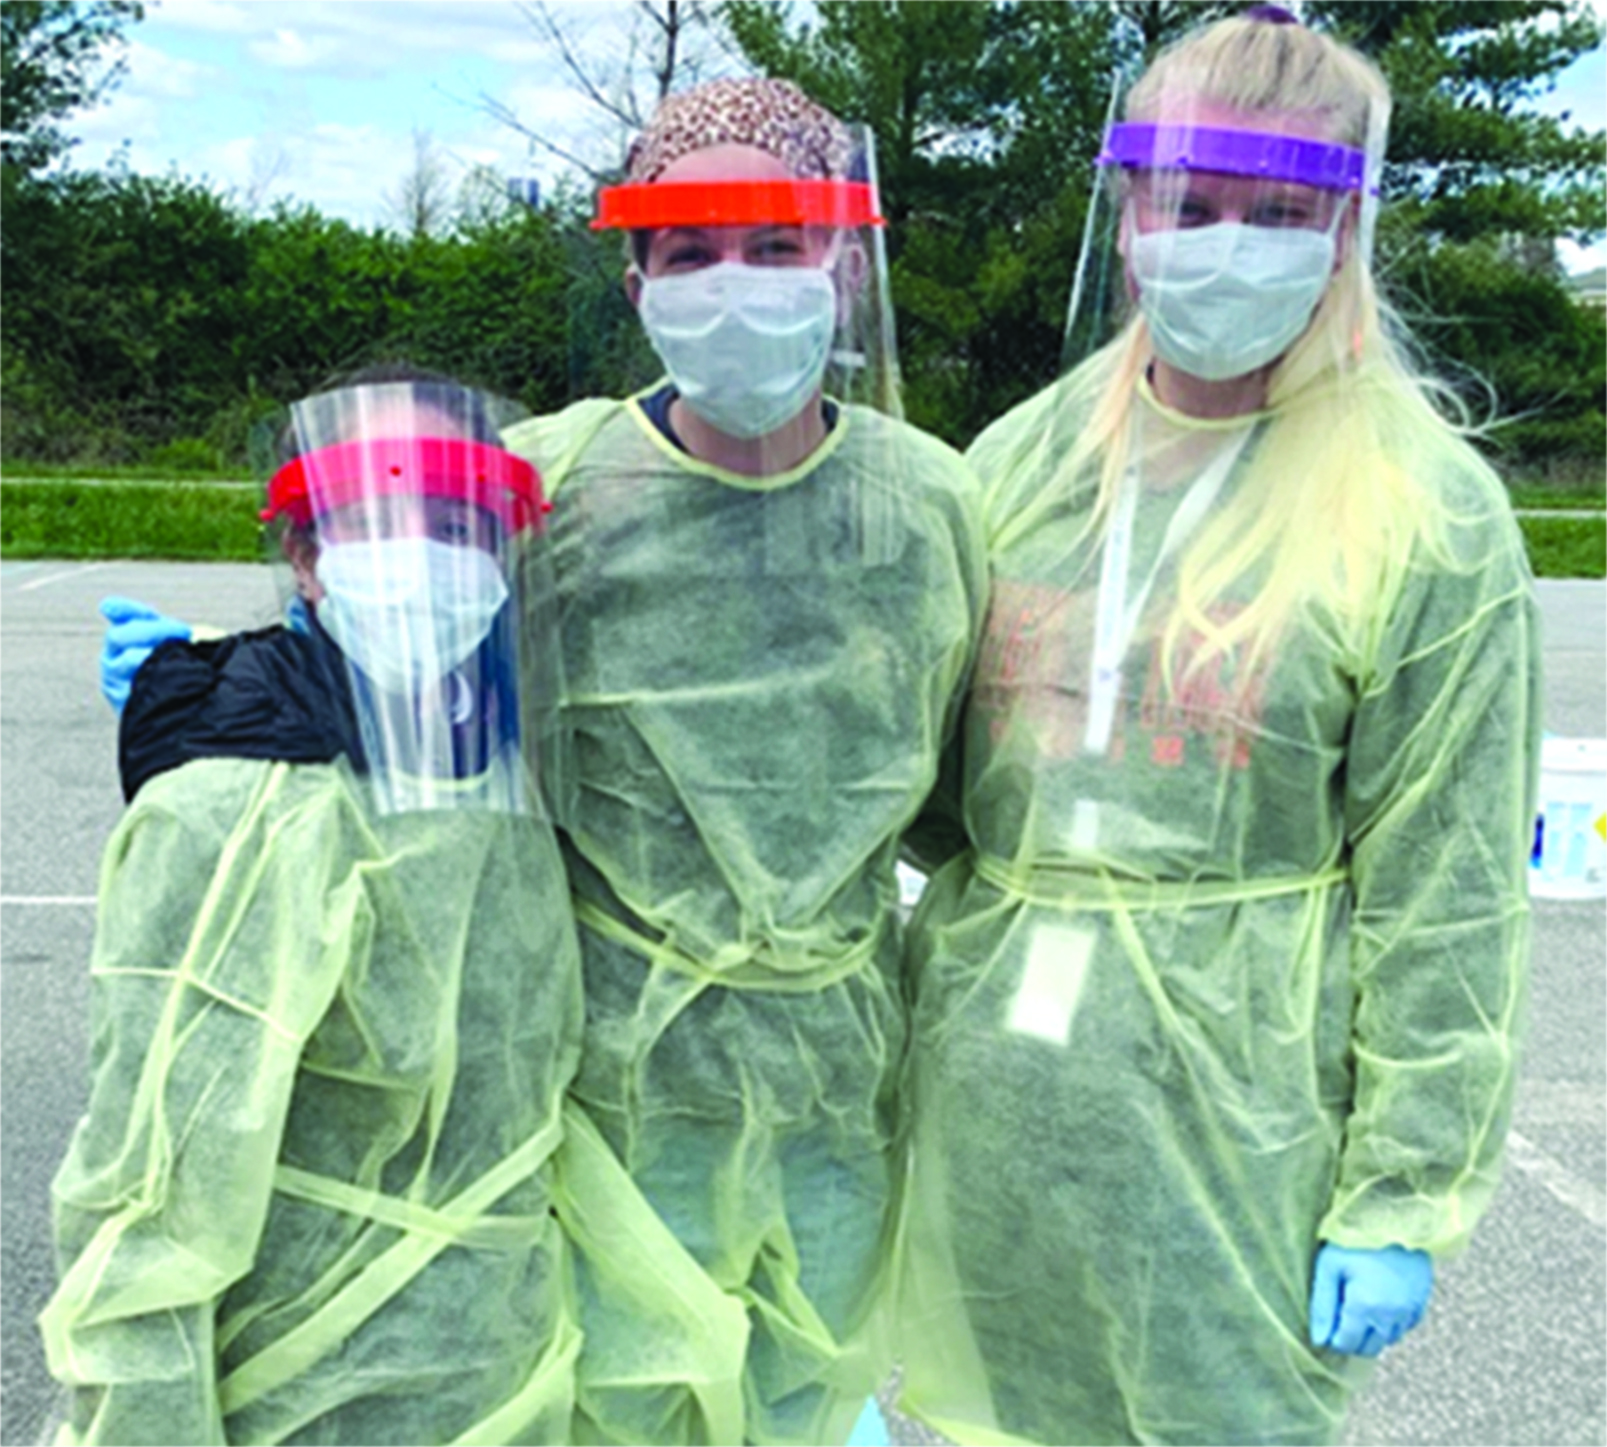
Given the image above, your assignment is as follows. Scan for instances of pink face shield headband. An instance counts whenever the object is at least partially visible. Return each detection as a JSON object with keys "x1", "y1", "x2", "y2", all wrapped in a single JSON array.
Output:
[{"x1": 263, "y1": 437, "x2": 547, "y2": 533}]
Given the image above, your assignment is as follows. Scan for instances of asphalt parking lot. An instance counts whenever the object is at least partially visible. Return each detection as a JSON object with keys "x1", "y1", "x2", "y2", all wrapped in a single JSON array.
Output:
[{"x1": 2, "y1": 563, "x2": 1602, "y2": 1447}]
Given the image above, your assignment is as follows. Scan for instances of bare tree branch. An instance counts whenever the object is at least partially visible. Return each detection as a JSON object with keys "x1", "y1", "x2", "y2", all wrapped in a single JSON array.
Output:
[
  {"x1": 383, "y1": 127, "x2": 455, "y2": 238},
  {"x1": 650, "y1": 0, "x2": 680, "y2": 103},
  {"x1": 517, "y1": 0, "x2": 641, "y2": 128},
  {"x1": 476, "y1": 92, "x2": 614, "y2": 181},
  {"x1": 241, "y1": 142, "x2": 289, "y2": 214},
  {"x1": 477, "y1": 0, "x2": 745, "y2": 188}
]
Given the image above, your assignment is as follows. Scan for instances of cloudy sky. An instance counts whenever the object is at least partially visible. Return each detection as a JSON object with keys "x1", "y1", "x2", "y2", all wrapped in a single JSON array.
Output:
[
  {"x1": 66, "y1": 0, "x2": 741, "y2": 223},
  {"x1": 61, "y1": 0, "x2": 1607, "y2": 265}
]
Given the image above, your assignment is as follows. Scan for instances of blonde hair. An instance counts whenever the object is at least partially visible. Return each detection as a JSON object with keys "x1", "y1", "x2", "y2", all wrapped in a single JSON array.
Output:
[{"x1": 1057, "y1": 17, "x2": 1488, "y2": 694}]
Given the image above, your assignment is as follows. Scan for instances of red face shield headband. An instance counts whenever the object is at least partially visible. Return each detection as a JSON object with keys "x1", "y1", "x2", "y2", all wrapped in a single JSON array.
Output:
[
  {"x1": 593, "y1": 179, "x2": 886, "y2": 230},
  {"x1": 261, "y1": 437, "x2": 548, "y2": 533}
]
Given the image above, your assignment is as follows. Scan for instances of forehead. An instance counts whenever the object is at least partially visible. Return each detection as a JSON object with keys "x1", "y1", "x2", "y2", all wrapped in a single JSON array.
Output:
[
  {"x1": 1131, "y1": 166, "x2": 1331, "y2": 210},
  {"x1": 1125, "y1": 98, "x2": 1344, "y2": 217},
  {"x1": 647, "y1": 220, "x2": 814, "y2": 247},
  {"x1": 654, "y1": 142, "x2": 795, "y2": 184}
]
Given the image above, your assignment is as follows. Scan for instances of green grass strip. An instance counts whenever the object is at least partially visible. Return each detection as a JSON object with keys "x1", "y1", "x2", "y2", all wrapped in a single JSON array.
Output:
[
  {"x1": 1, "y1": 480, "x2": 264, "y2": 561},
  {"x1": 1516, "y1": 515, "x2": 1605, "y2": 579},
  {"x1": 3, "y1": 479, "x2": 1603, "y2": 577}
]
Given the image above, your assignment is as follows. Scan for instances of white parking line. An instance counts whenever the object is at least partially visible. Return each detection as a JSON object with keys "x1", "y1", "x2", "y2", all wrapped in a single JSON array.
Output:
[
  {"x1": 0, "y1": 896, "x2": 96, "y2": 906},
  {"x1": 1505, "y1": 1129, "x2": 1607, "y2": 1229},
  {"x1": 16, "y1": 562, "x2": 112, "y2": 592}
]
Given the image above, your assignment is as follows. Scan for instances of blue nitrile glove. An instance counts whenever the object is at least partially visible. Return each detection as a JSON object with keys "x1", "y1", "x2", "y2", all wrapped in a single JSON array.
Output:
[
  {"x1": 846, "y1": 1396, "x2": 889, "y2": 1447},
  {"x1": 100, "y1": 597, "x2": 191, "y2": 712},
  {"x1": 1308, "y1": 1242, "x2": 1433, "y2": 1358}
]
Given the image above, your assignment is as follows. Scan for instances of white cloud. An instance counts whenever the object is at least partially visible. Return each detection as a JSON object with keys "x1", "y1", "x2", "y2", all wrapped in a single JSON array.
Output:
[
  {"x1": 247, "y1": 27, "x2": 340, "y2": 70},
  {"x1": 122, "y1": 38, "x2": 211, "y2": 99},
  {"x1": 183, "y1": 134, "x2": 266, "y2": 203},
  {"x1": 145, "y1": 0, "x2": 261, "y2": 34},
  {"x1": 64, "y1": 34, "x2": 219, "y2": 171},
  {"x1": 206, "y1": 134, "x2": 260, "y2": 175},
  {"x1": 496, "y1": 76, "x2": 599, "y2": 138},
  {"x1": 70, "y1": 89, "x2": 166, "y2": 153},
  {"x1": 356, "y1": 3, "x2": 556, "y2": 65},
  {"x1": 161, "y1": 2, "x2": 576, "y2": 80},
  {"x1": 1558, "y1": 237, "x2": 1607, "y2": 275},
  {"x1": 211, "y1": 120, "x2": 465, "y2": 225},
  {"x1": 293, "y1": 120, "x2": 393, "y2": 182},
  {"x1": 56, "y1": 0, "x2": 744, "y2": 224},
  {"x1": 486, "y1": 72, "x2": 629, "y2": 175}
]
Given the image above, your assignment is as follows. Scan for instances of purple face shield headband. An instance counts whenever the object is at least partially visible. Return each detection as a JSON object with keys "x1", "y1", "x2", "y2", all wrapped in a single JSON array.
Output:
[{"x1": 1098, "y1": 121, "x2": 1368, "y2": 192}]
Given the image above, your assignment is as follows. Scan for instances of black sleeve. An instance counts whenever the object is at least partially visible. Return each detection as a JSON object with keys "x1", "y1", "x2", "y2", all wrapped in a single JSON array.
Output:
[{"x1": 120, "y1": 627, "x2": 361, "y2": 803}]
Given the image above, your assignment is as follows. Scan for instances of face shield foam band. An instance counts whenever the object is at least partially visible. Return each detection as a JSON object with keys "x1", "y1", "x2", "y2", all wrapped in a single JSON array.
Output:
[
  {"x1": 262, "y1": 437, "x2": 547, "y2": 533},
  {"x1": 1098, "y1": 122, "x2": 1367, "y2": 192},
  {"x1": 593, "y1": 179, "x2": 886, "y2": 230}
]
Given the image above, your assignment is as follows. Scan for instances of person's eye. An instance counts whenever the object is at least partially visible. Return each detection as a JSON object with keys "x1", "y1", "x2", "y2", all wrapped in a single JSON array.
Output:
[
  {"x1": 749, "y1": 231, "x2": 809, "y2": 264},
  {"x1": 662, "y1": 243, "x2": 716, "y2": 271},
  {"x1": 1252, "y1": 199, "x2": 1313, "y2": 228},
  {"x1": 1177, "y1": 198, "x2": 1213, "y2": 227}
]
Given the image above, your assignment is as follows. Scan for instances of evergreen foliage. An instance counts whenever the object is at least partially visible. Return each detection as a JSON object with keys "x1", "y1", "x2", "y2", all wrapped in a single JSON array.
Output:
[
  {"x1": 0, "y1": 0, "x2": 1600, "y2": 484},
  {"x1": 720, "y1": 0, "x2": 1604, "y2": 467}
]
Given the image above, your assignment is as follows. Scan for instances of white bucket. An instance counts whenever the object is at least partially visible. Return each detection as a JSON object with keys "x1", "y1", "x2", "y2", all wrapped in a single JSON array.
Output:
[{"x1": 1530, "y1": 738, "x2": 1607, "y2": 901}]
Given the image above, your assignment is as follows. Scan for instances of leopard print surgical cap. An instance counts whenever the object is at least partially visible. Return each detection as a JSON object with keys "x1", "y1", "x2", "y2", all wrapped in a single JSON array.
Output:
[{"x1": 624, "y1": 77, "x2": 854, "y2": 182}]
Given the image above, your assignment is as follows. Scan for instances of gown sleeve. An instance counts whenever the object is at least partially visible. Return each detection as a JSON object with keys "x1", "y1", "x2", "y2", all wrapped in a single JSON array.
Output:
[
  {"x1": 1320, "y1": 490, "x2": 1542, "y2": 1257},
  {"x1": 40, "y1": 760, "x2": 369, "y2": 1445}
]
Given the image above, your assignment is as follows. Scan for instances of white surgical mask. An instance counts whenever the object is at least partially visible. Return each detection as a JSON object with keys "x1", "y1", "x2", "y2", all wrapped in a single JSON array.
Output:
[
  {"x1": 1130, "y1": 218, "x2": 1339, "y2": 382},
  {"x1": 316, "y1": 537, "x2": 508, "y2": 694},
  {"x1": 638, "y1": 262, "x2": 837, "y2": 439}
]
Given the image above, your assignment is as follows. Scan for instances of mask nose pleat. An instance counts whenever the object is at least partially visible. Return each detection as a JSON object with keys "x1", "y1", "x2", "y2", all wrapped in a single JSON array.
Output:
[
  {"x1": 638, "y1": 261, "x2": 839, "y2": 439},
  {"x1": 1131, "y1": 220, "x2": 1336, "y2": 382}
]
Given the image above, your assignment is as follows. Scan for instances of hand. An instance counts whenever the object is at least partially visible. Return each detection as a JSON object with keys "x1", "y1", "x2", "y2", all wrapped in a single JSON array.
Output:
[
  {"x1": 100, "y1": 597, "x2": 191, "y2": 712},
  {"x1": 1308, "y1": 1242, "x2": 1433, "y2": 1357}
]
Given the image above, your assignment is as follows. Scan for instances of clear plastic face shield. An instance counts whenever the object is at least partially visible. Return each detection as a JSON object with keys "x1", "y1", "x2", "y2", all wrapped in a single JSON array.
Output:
[
  {"x1": 260, "y1": 381, "x2": 555, "y2": 817},
  {"x1": 1063, "y1": 76, "x2": 1384, "y2": 382},
  {"x1": 593, "y1": 124, "x2": 901, "y2": 456}
]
